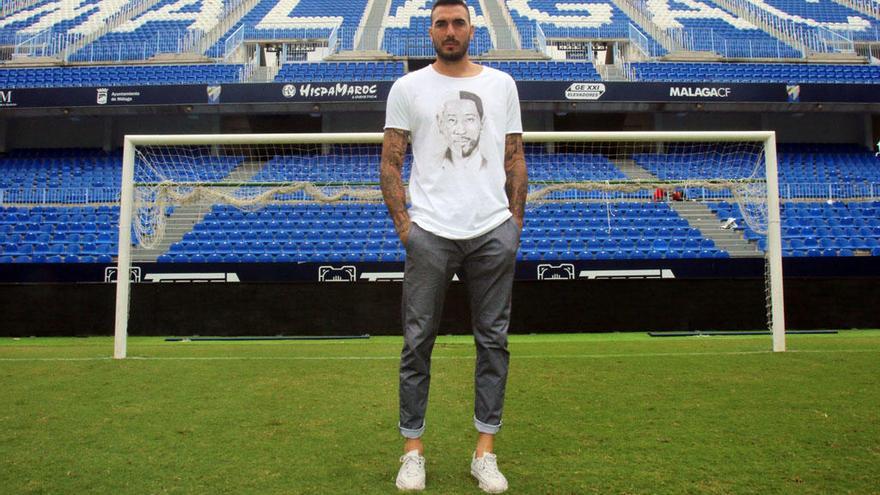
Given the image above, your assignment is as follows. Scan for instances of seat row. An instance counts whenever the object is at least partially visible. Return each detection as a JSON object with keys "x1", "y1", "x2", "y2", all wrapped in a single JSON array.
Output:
[
  {"x1": 0, "y1": 255, "x2": 114, "y2": 264},
  {"x1": 0, "y1": 64, "x2": 242, "y2": 89},
  {"x1": 633, "y1": 62, "x2": 880, "y2": 84}
]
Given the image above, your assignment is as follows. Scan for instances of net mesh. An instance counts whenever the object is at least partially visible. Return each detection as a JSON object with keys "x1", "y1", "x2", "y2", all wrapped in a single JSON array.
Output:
[
  {"x1": 116, "y1": 133, "x2": 785, "y2": 357},
  {"x1": 131, "y1": 140, "x2": 768, "y2": 251}
]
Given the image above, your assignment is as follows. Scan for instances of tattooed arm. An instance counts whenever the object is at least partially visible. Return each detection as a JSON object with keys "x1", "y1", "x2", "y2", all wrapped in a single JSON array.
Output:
[
  {"x1": 380, "y1": 128, "x2": 412, "y2": 244},
  {"x1": 504, "y1": 133, "x2": 528, "y2": 230}
]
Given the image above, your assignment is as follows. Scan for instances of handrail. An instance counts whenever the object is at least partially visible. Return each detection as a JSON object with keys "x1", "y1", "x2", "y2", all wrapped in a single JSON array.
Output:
[
  {"x1": 0, "y1": 0, "x2": 43, "y2": 18},
  {"x1": 714, "y1": 0, "x2": 859, "y2": 55},
  {"x1": 496, "y1": 0, "x2": 523, "y2": 49},
  {"x1": 614, "y1": 0, "x2": 677, "y2": 54},
  {"x1": 223, "y1": 24, "x2": 245, "y2": 60},
  {"x1": 831, "y1": 0, "x2": 880, "y2": 22},
  {"x1": 200, "y1": 0, "x2": 263, "y2": 57},
  {"x1": 534, "y1": 22, "x2": 546, "y2": 56}
]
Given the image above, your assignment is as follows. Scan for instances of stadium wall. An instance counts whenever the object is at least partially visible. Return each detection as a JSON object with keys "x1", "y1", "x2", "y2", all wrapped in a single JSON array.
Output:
[
  {"x1": 1, "y1": 111, "x2": 874, "y2": 151},
  {"x1": 1, "y1": 114, "x2": 324, "y2": 151},
  {"x1": 1, "y1": 277, "x2": 877, "y2": 337},
  {"x1": 654, "y1": 112, "x2": 873, "y2": 146}
]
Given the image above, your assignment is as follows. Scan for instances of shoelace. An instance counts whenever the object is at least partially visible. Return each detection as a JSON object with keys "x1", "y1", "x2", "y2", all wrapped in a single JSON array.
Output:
[
  {"x1": 400, "y1": 454, "x2": 424, "y2": 476},
  {"x1": 476, "y1": 454, "x2": 502, "y2": 479}
]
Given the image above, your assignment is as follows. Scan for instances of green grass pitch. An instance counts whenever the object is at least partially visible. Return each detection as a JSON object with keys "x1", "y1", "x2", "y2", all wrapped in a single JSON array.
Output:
[{"x1": 1, "y1": 331, "x2": 878, "y2": 494}]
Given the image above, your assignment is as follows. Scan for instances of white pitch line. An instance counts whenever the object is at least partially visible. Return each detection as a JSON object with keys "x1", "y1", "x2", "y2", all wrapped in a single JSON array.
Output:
[
  {"x1": 0, "y1": 348, "x2": 877, "y2": 363},
  {"x1": 0, "y1": 357, "x2": 115, "y2": 362}
]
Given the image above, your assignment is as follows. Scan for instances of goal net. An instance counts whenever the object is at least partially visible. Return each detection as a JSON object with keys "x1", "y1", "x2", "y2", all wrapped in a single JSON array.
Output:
[{"x1": 115, "y1": 131, "x2": 785, "y2": 358}]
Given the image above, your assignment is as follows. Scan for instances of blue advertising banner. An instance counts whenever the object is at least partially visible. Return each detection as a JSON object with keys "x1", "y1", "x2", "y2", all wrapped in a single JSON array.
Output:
[{"x1": 1, "y1": 81, "x2": 879, "y2": 110}]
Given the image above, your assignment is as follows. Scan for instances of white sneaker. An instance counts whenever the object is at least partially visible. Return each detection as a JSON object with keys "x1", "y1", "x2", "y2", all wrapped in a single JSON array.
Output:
[
  {"x1": 471, "y1": 452, "x2": 508, "y2": 493},
  {"x1": 395, "y1": 449, "x2": 426, "y2": 491}
]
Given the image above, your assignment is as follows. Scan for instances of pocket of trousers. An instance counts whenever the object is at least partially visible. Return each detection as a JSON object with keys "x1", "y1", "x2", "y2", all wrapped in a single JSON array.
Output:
[
  {"x1": 509, "y1": 217, "x2": 522, "y2": 245},
  {"x1": 405, "y1": 222, "x2": 420, "y2": 250}
]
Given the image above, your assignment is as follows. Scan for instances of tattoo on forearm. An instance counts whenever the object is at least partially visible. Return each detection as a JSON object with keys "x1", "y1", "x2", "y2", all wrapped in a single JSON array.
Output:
[
  {"x1": 379, "y1": 129, "x2": 411, "y2": 232},
  {"x1": 504, "y1": 134, "x2": 528, "y2": 220}
]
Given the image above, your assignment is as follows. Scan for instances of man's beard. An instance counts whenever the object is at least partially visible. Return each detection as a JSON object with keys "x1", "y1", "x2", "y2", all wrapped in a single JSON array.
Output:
[
  {"x1": 455, "y1": 139, "x2": 478, "y2": 158},
  {"x1": 434, "y1": 37, "x2": 469, "y2": 61}
]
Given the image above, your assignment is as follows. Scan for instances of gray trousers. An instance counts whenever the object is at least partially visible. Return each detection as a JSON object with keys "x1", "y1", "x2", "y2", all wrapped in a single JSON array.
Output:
[{"x1": 398, "y1": 217, "x2": 519, "y2": 439}]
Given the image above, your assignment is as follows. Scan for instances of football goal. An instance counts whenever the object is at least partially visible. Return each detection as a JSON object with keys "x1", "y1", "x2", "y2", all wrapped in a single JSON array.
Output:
[{"x1": 114, "y1": 131, "x2": 785, "y2": 358}]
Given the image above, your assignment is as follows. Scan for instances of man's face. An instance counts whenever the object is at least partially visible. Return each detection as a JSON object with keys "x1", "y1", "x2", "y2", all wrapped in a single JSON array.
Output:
[
  {"x1": 429, "y1": 4, "x2": 473, "y2": 62},
  {"x1": 438, "y1": 98, "x2": 482, "y2": 158}
]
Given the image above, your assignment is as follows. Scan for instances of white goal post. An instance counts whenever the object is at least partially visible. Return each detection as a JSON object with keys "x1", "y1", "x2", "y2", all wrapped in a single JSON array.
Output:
[{"x1": 114, "y1": 131, "x2": 785, "y2": 358}]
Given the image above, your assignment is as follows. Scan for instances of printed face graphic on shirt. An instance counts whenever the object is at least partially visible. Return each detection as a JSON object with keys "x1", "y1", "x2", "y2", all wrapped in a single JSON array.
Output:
[{"x1": 437, "y1": 91, "x2": 484, "y2": 162}]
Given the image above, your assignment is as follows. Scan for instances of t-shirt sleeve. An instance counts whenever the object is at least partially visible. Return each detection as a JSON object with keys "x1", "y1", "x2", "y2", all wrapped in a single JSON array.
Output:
[
  {"x1": 504, "y1": 76, "x2": 523, "y2": 135},
  {"x1": 384, "y1": 79, "x2": 411, "y2": 131}
]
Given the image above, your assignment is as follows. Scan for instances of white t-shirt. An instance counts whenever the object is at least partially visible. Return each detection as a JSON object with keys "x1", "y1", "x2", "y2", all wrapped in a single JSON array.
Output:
[{"x1": 384, "y1": 64, "x2": 523, "y2": 240}]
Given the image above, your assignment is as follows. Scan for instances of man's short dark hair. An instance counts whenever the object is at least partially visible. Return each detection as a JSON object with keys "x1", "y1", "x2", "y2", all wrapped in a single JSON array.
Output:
[
  {"x1": 459, "y1": 91, "x2": 483, "y2": 120},
  {"x1": 431, "y1": 0, "x2": 471, "y2": 22}
]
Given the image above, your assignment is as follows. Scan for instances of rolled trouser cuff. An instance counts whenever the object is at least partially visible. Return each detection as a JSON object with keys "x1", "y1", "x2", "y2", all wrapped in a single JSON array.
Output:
[
  {"x1": 474, "y1": 416, "x2": 502, "y2": 435},
  {"x1": 399, "y1": 421, "x2": 426, "y2": 439}
]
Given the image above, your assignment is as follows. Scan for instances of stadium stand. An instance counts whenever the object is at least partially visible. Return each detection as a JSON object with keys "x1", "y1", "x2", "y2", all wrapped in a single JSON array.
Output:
[
  {"x1": 0, "y1": 1, "x2": 878, "y2": 265},
  {"x1": 714, "y1": 200, "x2": 880, "y2": 257},
  {"x1": 274, "y1": 61, "x2": 404, "y2": 82},
  {"x1": 632, "y1": 62, "x2": 880, "y2": 84},
  {"x1": 0, "y1": 141, "x2": 878, "y2": 263},
  {"x1": 155, "y1": 201, "x2": 728, "y2": 263},
  {"x1": 4, "y1": 0, "x2": 878, "y2": 64},
  {"x1": 642, "y1": 0, "x2": 802, "y2": 58},
  {"x1": 0, "y1": 0, "x2": 108, "y2": 43},
  {"x1": 777, "y1": 144, "x2": 880, "y2": 185},
  {"x1": 0, "y1": 148, "x2": 121, "y2": 191},
  {"x1": 504, "y1": 0, "x2": 634, "y2": 42},
  {"x1": 519, "y1": 202, "x2": 727, "y2": 261},
  {"x1": 381, "y1": 0, "x2": 492, "y2": 56},
  {"x1": 0, "y1": 205, "x2": 119, "y2": 264},
  {"x1": 248, "y1": 146, "x2": 394, "y2": 183},
  {"x1": 68, "y1": 0, "x2": 224, "y2": 62},
  {"x1": 689, "y1": 143, "x2": 880, "y2": 257},
  {"x1": 0, "y1": 63, "x2": 242, "y2": 87},
  {"x1": 483, "y1": 60, "x2": 601, "y2": 81},
  {"x1": 633, "y1": 144, "x2": 760, "y2": 181},
  {"x1": 760, "y1": 0, "x2": 880, "y2": 42},
  {"x1": 208, "y1": 0, "x2": 369, "y2": 57}
]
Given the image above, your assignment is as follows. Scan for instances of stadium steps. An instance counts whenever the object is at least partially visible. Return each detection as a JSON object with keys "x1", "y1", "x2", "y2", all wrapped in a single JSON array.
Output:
[
  {"x1": 198, "y1": 0, "x2": 263, "y2": 58},
  {"x1": 613, "y1": 158, "x2": 658, "y2": 181},
  {"x1": 659, "y1": 51, "x2": 724, "y2": 62},
  {"x1": 482, "y1": 0, "x2": 520, "y2": 51},
  {"x1": 598, "y1": 63, "x2": 628, "y2": 81},
  {"x1": 614, "y1": 160, "x2": 759, "y2": 257},
  {"x1": 611, "y1": 0, "x2": 677, "y2": 55},
  {"x1": 134, "y1": 203, "x2": 210, "y2": 262},
  {"x1": 354, "y1": 0, "x2": 390, "y2": 51},
  {"x1": 134, "y1": 158, "x2": 270, "y2": 262},
  {"x1": 668, "y1": 202, "x2": 761, "y2": 257},
  {"x1": 244, "y1": 65, "x2": 279, "y2": 83}
]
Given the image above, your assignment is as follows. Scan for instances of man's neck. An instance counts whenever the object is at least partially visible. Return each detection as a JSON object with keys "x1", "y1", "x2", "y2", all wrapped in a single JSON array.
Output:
[{"x1": 432, "y1": 58, "x2": 482, "y2": 78}]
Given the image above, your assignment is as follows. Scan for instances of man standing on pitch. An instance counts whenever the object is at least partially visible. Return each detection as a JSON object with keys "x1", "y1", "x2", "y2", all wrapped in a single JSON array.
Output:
[{"x1": 380, "y1": 0, "x2": 527, "y2": 492}]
